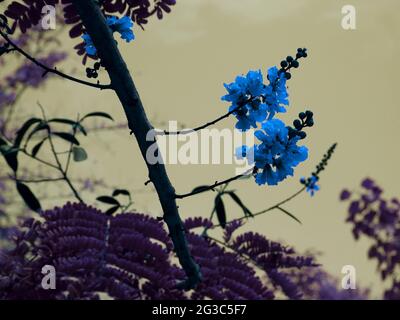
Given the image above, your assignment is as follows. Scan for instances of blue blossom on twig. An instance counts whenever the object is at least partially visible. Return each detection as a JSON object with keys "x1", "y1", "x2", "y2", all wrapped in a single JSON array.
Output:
[
  {"x1": 300, "y1": 176, "x2": 320, "y2": 196},
  {"x1": 82, "y1": 16, "x2": 135, "y2": 56}
]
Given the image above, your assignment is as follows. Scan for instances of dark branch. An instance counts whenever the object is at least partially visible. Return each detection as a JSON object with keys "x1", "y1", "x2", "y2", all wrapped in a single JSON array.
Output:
[
  {"x1": 71, "y1": 0, "x2": 201, "y2": 289},
  {"x1": 0, "y1": 29, "x2": 112, "y2": 91},
  {"x1": 156, "y1": 104, "x2": 244, "y2": 135},
  {"x1": 175, "y1": 168, "x2": 254, "y2": 199}
]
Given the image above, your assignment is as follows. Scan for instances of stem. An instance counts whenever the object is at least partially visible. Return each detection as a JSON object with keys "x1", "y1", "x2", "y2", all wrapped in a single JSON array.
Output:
[
  {"x1": 71, "y1": 0, "x2": 200, "y2": 289},
  {"x1": 0, "y1": 29, "x2": 112, "y2": 91},
  {"x1": 175, "y1": 168, "x2": 254, "y2": 199},
  {"x1": 1, "y1": 87, "x2": 27, "y2": 135},
  {"x1": 209, "y1": 186, "x2": 306, "y2": 230},
  {"x1": 157, "y1": 104, "x2": 246, "y2": 135},
  {"x1": 14, "y1": 177, "x2": 64, "y2": 183},
  {"x1": 38, "y1": 103, "x2": 83, "y2": 203}
]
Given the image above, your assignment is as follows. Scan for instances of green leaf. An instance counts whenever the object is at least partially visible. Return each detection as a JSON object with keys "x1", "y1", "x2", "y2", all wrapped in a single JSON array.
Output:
[
  {"x1": 226, "y1": 191, "x2": 253, "y2": 217},
  {"x1": 215, "y1": 194, "x2": 226, "y2": 229},
  {"x1": 81, "y1": 112, "x2": 114, "y2": 122},
  {"x1": 25, "y1": 122, "x2": 50, "y2": 146},
  {"x1": 52, "y1": 132, "x2": 80, "y2": 145},
  {"x1": 48, "y1": 118, "x2": 77, "y2": 125},
  {"x1": 48, "y1": 118, "x2": 87, "y2": 136},
  {"x1": 277, "y1": 206, "x2": 302, "y2": 225},
  {"x1": 14, "y1": 118, "x2": 41, "y2": 147},
  {"x1": 191, "y1": 185, "x2": 212, "y2": 194},
  {"x1": 112, "y1": 189, "x2": 130, "y2": 197},
  {"x1": 31, "y1": 138, "x2": 47, "y2": 157},
  {"x1": 96, "y1": 196, "x2": 120, "y2": 206},
  {"x1": 72, "y1": 146, "x2": 88, "y2": 162},
  {"x1": 16, "y1": 182, "x2": 41, "y2": 212},
  {"x1": 0, "y1": 140, "x2": 18, "y2": 172},
  {"x1": 105, "y1": 205, "x2": 120, "y2": 216}
]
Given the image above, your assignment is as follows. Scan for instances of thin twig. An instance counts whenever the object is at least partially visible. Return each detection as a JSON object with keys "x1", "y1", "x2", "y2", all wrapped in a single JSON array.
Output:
[
  {"x1": 0, "y1": 29, "x2": 112, "y2": 91},
  {"x1": 209, "y1": 186, "x2": 306, "y2": 230},
  {"x1": 37, "y1": 103, "x2": 83, "y2": 203},
  {"x1": 175, "y1": 168, "x2": 254, "y2": 199}
]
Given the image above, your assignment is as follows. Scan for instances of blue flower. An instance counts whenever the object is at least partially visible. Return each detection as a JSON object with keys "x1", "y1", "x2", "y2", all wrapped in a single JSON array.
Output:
[
  {"x1": 107, "y1": 16, "x2": 135, "y2": 42},
  {"x1": 222, "y1": 67, "x2": 290, "y2": 131},
  {"x1": 222, "y1": 70, "x2": 269, "y2": 131},
  {"x1": 264, "y1": 67, "x2": 289, "y2": 119},
  {"x1": 237, "y1": 119, "x2": 308, "y2": 186},
  {"x1": 301, "y1": 176, "x2": 320, "y2": 196},
  {"x1": 81, "y1": 16, "x2": 135, "y2": 55},
  {"x1": 81, "y1": 34, "x2": 97, "y2": 56}
]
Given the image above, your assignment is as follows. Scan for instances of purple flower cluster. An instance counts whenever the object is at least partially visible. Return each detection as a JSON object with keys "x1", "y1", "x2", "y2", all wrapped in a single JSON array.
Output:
[
  {"x1": 0, "y1": 203, "x2": 318, "y2": 300},
  {"x1": 340, "y1": 178, "x2": 400, "y2": 299}
]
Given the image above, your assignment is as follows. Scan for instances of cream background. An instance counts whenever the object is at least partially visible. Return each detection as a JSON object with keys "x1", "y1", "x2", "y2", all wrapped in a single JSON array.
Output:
[{"x1": 2, "y1": 0, "x2": 400, "y2": 298}]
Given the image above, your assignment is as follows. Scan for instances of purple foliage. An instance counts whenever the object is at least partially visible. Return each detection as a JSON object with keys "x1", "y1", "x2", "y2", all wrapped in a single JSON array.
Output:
[
  {"x1": 3, "y1": 0, "x2": 176, "y2": 64},
  {"x1": 287, "y1": 267, "x2": 369, "y2": 300},
  {"x1": 341, "y1": 178, "x2": 400, "y2": 299},
  {"x1": 0, "y1": 202, "x2": 320, "y2": 300}
]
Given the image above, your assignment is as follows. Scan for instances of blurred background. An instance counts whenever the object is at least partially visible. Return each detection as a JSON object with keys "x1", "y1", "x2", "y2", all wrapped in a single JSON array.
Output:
[{"x1": 1, "y1": 0, "x2": 400, "y2": 298}]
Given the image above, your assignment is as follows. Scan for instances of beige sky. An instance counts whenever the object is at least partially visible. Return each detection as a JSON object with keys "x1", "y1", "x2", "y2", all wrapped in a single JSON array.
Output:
[{"x1": 3, "y1": 0, "x2": 400, "y2": 298}]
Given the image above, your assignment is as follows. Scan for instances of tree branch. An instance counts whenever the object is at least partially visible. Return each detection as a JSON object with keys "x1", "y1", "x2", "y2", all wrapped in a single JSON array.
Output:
[
  {"x1": 0, "y1": 29, "x2": 112, "y2": 91},
  {"x1": 70, "y1": 0, "x2": 201, "y2": 289},
  {"x1": 175, "y1": 168, "x2": 254, "y2": 199},
  {"x1": 208, "y1": 186, "x2": 306, "y2": 230}
]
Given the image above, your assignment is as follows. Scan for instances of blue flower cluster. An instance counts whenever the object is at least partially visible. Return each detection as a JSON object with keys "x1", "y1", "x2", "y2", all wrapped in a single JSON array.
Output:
[
  {"x1": 240, "y1": 119, "x2": 309, "y2": 185},
  {"x1": 82, "y1": 16, "x2": 135, "y2": 56},
  {"x1": 226, "y1": 49, "x2": 312, "y2": 186},
  {"x1": 222, "y1": 67, "x2": 288, "y2": 131}
]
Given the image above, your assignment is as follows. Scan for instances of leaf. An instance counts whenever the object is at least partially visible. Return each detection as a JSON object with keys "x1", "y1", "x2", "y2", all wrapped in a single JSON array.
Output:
[
  {"x1": 52, "y1": 132, "x2": 80, "y2": 145},
  {"x1": 112, "y1": 189, "x2": 130, "y2": 197},
  {"x1": 48, "y1": 118, "x2": 87, "y2": 136},
  {"x1": 276, "y1": 206, "x2": 302, "y2": 225},
  {"x1": 81, "y1": 112, "x2": 114, "y2": 122},
  {"x1": 226, "y1": 191, "x2": 253, "y2": 217},
  {"x1": 31, "y1": 138, "x2": 47, "y2": 157},
  {"x1": 48, "y1": 118, "x2": 77, "y2": 126},
  {"x1": 96, "y1": 196, "x2": 120, "y2": 206},
  {"x1": 16, "y1": 182, "x2": 41, "y2": 212},
  {"x1": 105, "y1": 205, "x2": 120, "y2": 216},
  {"x1": 25, "y1": 122, "x2": 50, "y2": 146},
  {"x1": 0, "y1": 139, "x2": 18, "y2": 172},
  {"x1": 191, "y1": 185, "x2": 212, "y2": 194},
  {"x1": 14, "y1": 118, "x2": 41, "y2": 147},
  {"x1": 72, "y1": 146, "x2": 88, "y2": 162},
  {"x1": 215, "y1": 194, "x2": 226, "y2": 229}
]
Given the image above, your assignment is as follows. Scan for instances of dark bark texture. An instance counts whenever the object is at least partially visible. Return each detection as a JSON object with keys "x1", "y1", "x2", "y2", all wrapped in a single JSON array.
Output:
[{"x1": 70, "y1": 0, "x2": 201, "y2": 289}]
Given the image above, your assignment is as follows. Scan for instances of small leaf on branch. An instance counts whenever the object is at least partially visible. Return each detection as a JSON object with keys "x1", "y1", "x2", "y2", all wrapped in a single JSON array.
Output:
[
  {"x1": 96, "y1": 196, "x2": 120, "y2": 206},
  {"x1": 105, "y1": 205, "x2": 120, "y2": 216},
  {"x1": 16, "y1": 182, "x2": 41, "y2": 212},
  {"x1": 14, "y1": 118, "x2": 42, "y2": 147},
  {"x1": 226, "y1": 191, "x2": 253, "y2": 217},
  {"x1": 31, "y1": 138, "x2": 47, "y2": 157},
  {"x1": 215, "y1": 194, "x2": 227, "y2": 228},
  {"x1": 52, "y1": 132, "x2": 80, "y2": 145},
  {"x1": 81, "y1": 112, "x2": 114, "y2": 122},
  {"x1": 112, "y1": 189, "x2": 130, "y2": 197},
  {"x1": 72, "y1": 146, "x2": 88, "y2": 162},
  {"x1": 191, "y1": 185, "x2": 213, "y2": 194}
]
